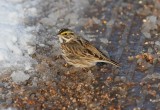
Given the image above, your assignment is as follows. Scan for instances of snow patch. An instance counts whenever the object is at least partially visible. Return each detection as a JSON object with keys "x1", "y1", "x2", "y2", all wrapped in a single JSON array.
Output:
[{"x1": 0, "y1": 0, "x2": 38, "y2": 72}]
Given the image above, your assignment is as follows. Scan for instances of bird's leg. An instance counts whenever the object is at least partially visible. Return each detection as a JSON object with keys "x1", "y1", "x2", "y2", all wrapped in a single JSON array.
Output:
[
  {"x1": 63, "y1": 63, "x2": 73, "y2": 69},
  {"x1": 56, "y1": 55, "x2": 60, "y2": 59},
  {"x1": 64, "y1": 63, "x2": 68, "y2": 67},
  {"x1": 64, "y1": 63, "x2": 71, "y2": 68},
  {"x1": 82, "y1": 67, "x2": 89, "y2": 72}
]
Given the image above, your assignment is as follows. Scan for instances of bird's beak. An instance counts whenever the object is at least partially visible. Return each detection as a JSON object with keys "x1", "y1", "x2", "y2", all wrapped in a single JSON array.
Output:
[{"x1": 57, "y1": 35, "x2": 61, "y2": 38}]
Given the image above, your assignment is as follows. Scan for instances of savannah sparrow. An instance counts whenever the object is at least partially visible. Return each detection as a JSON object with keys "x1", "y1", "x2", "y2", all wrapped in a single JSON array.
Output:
[{"x1": 57, "y1": 28, "x2": 120, "y2": 68}]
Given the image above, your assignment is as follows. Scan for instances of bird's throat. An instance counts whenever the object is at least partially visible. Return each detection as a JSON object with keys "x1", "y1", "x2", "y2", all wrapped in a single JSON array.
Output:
[{"x1": 59, "y1": 37, "x2": 63, "y2": 43}]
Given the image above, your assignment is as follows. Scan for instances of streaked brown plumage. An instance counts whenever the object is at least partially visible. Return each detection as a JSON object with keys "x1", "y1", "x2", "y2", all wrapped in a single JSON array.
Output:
[{"x1": 57, "y1": 28, "x2": 120, "y2": 68}]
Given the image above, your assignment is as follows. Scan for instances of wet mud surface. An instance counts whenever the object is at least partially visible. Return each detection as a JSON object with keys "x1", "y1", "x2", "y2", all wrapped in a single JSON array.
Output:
[{"x1": 0, "y1": 0, "x2": 160, "y2": 109}]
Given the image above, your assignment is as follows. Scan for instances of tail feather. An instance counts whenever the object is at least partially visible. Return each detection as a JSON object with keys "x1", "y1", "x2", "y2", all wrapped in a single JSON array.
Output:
[
  {"x1": 99, "y1": 59, "x2": 120, "y2": 67},
  {"x1": 108, "y1": 59, "x2": 120, "y2": 67}
]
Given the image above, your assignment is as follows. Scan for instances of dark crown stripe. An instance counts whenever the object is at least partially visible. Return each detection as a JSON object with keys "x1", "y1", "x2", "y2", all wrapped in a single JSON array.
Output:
[{"x1": 58, "y1": 28, "x2": 72, "y2": 35}]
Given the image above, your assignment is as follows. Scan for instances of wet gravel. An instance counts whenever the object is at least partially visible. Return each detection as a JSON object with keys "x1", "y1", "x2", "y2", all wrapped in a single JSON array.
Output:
[{"x1": 0, "y1": 0, "x2": 160, "y2": 109}]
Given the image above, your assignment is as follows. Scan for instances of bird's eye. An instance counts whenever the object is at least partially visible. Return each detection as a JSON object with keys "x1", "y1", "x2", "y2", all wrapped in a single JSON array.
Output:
[{"x1": 64, "y1": 33, "x2": 67, "y2": 35}]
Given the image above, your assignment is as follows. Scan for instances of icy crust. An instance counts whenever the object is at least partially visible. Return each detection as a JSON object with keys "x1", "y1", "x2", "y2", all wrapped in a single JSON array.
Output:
[
  {"x1": 39, "y1": 0, "x2": 89, "y2": 28},
  {"x1": 0, "y1": 0, "x2": 38, "y2": 72}
]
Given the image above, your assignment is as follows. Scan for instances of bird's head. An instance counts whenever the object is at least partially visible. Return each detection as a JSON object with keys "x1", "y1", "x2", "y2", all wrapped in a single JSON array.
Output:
[{"x1": 57, "y1": 28, "x2": 77, "y2": 43}]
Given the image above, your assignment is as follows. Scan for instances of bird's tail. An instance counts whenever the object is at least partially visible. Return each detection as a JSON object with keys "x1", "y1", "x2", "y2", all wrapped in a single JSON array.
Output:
[{"x1": 99, "y1": 59, "x2": 120, "y2": 67}]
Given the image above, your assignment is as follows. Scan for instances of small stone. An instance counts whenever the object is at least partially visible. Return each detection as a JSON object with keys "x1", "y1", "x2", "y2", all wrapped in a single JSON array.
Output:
[
  {"x1": 143, "y1": 32, "x2": 151, "y2": 38},
  {"x1": 92, "y1": 17, "x2": 101, "y2": 24},
  {"x1": 147, "y1": 16, "x2": 157, "y2": 23},
  {"x1": 114, "y1": 76, "x2": 127, "y2": 82},
  {"x1": 137, "y1": 58, "x2": 143, "y2": 64},
  {"x1": 148, "y1": 47, "x2": 153, "y2": 53},
  {"x1": 11, "y1": 71, "x2": 30, "y2": 83},
  {"x1": 107, "y1": 20, "x2": 114, "y2": 26},
  {"x1": 100, "y1": 38, "x2": 109, "y2": 44},
  {"x1": 6, "y1": 98, "x2": 13, "y2": 104},
  {"x1": 155, "y1": 41, "x2": 160, "y2": 46}
]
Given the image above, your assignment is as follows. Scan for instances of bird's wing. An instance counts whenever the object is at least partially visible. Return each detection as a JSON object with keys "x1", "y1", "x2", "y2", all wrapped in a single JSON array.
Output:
[
  {"x1": 62, "y1": 38, "x2": 120, "y2": 67},
  {"x1": 63, "y1": 38, "x2": 107, "y2": 60},
  {"x1": 80, "y1": 38, "x2": 109, "y2": 60},
  {"x1": 81, "y1": 39, "x2": 120, "y2": 66}
]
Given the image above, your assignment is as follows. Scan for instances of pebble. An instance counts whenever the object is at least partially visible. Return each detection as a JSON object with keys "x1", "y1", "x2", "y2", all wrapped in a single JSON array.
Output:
[
  {"x1": 11, "y1": 71, "x2": 30, "y2": 83},
  {"x1": 147, "y1": 16, "x2": 157, "y2": 23},
  {"x1": 143, "y1": 32, "x2": 151, "y2": 38},
  {"x1": 155, "y1": 41, "x2": 160, "y2": 46},
  {"x1": 114, "y1": 76, "x2": 127, "y2": 82},
  {"x1": 148, "y1": 47, "x2": 153, "y2": 53}
]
